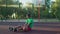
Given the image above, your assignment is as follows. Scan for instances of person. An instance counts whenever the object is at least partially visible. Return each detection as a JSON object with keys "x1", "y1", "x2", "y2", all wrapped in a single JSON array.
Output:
[
  {"x1": 12, "y1": 14, "x2": 34, "y2": 32},
  {"x1": 22, "y1": 14, "x2": 34, "y2": 31}
]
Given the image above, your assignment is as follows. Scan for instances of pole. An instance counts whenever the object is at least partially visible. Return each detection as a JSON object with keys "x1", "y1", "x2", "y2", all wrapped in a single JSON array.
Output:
[
  {"x1": 6, "y1": 0, "x2": 7, "y2": 11},
  {"x1": 38, "y1": 4, "x2": 40, "y2": 23},
  {"x1": 19, "y1": 3, "x2": 20, "y2": 9},
  {"x1": 6, "y1": 0, "x2": 7, "y2": 19}
]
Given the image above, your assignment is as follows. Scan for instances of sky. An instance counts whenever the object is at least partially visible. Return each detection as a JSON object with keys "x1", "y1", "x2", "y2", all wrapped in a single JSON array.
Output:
[
  {"x1": 19, "y1": 0, "x2": 33, "y2": 3},
  {"x1": 19, "y1": 0, "x2": 33, "y2": 4},
  {"x1": 19, "y1": 0, "x2": 33, "y2": 6},
  {"x1": 19, "y1": 0, "x2": 56, "y2": 5},
  {"x1": 19, "y1": 0, "x2": 56, "y2": 3},
  {"x1": 13, "y1": 0, "x2": 56, "y2": 6},
  {"x1": 51, "y1": 0, "x2": 56, "y2": 1}
]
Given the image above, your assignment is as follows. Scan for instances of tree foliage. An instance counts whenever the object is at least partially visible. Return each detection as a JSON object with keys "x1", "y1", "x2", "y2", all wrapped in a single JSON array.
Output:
[{"x1": 51, "y1": 0, "x2": 60, "y2": 19}]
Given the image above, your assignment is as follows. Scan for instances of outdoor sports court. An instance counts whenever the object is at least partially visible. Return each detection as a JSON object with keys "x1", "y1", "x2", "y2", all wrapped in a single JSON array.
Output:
[{"x1": 0, "y1": 22, "x2": 60, "y2": 34}]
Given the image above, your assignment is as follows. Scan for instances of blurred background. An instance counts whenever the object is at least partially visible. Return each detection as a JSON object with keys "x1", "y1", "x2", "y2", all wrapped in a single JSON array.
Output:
[{"x1": 0, "y1": 0, "x2": 60, "y2": 20}]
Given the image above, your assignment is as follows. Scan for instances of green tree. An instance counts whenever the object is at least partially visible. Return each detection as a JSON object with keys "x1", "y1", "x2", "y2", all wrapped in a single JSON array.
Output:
[
  {"x1": 51, "y1": 0, "x2": 60, "y2": 19},
  {"x1": 55, "y1": 0, "x2": 60, "y2": 19},
  {"x1": 0, "y1": 0, "x2": 18, "y2": 5}
]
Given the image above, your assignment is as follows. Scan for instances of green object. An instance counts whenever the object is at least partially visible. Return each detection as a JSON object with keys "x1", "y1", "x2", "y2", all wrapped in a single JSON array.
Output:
[
  {"x1": 46, "y1": 0, "x2": 50, "y2": 8},
  {"x1": 26, "y1": 18, "x2": 34, "y2": 28}
]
